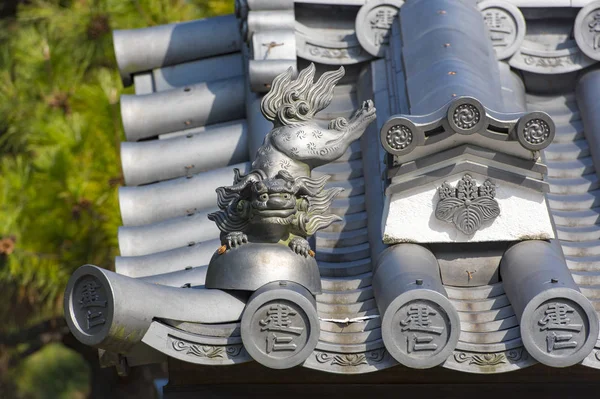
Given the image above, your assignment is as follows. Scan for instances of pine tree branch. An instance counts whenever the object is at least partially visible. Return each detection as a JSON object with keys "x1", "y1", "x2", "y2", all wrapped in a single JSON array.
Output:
[
  {"x1": 0, "y1": 317, "x2": 68, "y2": 346},
  {"x1": 0, "y1": 0, "x2": 19, "y2": 18},
  {"x1": 6, "y1": 329, "x2": 66, "y2": 368}
]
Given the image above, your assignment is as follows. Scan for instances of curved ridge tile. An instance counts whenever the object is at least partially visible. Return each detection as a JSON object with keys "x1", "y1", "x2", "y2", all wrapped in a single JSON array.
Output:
[
  {"x1": 578, "y1": 286, "x2": 600, "y2": 299},
  {"x1": 459, "y1": 315, "x2": 519, "y2": 333},
  {"x1": 458, "y1": 326, "x2": 521, "y2": 345},
  {"x1": 331, "y1": 141, "x2": 362, "y2": 163},
  {"x1": 317, "y1": 308, "x2": 380, "y2": 321},
  {"x1": 315, "y1": 243, "x2": 371, "y2": 263},
  {"x1": 547, "y1": 174, "x2": 599, "y2": 195},
  {"x1": 115, "y1": 239, "x2": 219, "y2": 277},
  {"x1": 315, "y1": 228, "x2": 369, "y2": 249},
  {"x1": 320, "y1": 318, "x2": 381, "y2": 334},
  {"x1": 556, "y1": 225, "x2": 600, "y2": 242},
  {"x1": 313, "y1": 159, "x2": 364, "y2": 181},
  {"x1": 320, "y1": 212, "x2": 368, "y2": 233},
  {"x1": 160, "y1": 319, "x2": 241, "y2": 338},
  {"x1": 315, "y1": 339, "x2": 385, "y2": 354},
  {"x1": 562, "y1": 240, "x2": 600, "y2": 257},
  {"x1": 329, "y1": 195, "x2": 367, "y2": 217},
  {"x1": 318, "y1": 258, "x2": 373, "y2": 277},
  {"x1": 316, "y1": 298, "x2": 378, "y2": 315},
  {"x1": 551, "y1": 120, "x2": 585, "y2": 143},
  {"x1": 316, "y1": 286, "x2": 374, "y2": 304},
  {"x1": 320, "y1": 273, "x2": 373, "y2": 291},
  {"x1": 319, "y1": 329, "x2": 382, "y2": 345},
  {"x1": 572, "y1": 272, "x2": 600, "y2": 286},
  {"x1": 445, "y1": 282, "x2": 505, "y2": 300},
  {"x1": 324, "y1": 177, "x2": 366, "y2": 198},
  {"x1": 547, "y1": 157, "x2": 595, "y2": 179},
  {"x1": 455, "y1": 337, "x2": 524, "y2": 353},
  {"x1": 566, "y1": 256, "x2": 600, "y2": 271},
  {"x1": 119, "y1": 162, "x2": 250, "y2": 226},
  {"x1": 544, "y1": 140, "x2": 590, "y2": 161},
  {"x1": 457, "y1": 306, "x2": 516, "y2": 324},
  {"x1": 118, "y1": 209, "x2": 219, "y2": 257},
  {"x1": 526, "y1": 93, "x2": 575, "y2": 107},
  {"x1": 547, "y1": 190, "x2": 600, "y2": 211},
  {"x1": 552, "y1": 208, "x2": 600, "y2": 227},
  {"x1": 542, "y1": 107, "x2": 581, "y2": 125},
  {"x1": 450, "y1": 295, "x2": 511, "y2": 312},
  {"x1": 121, "y1": 121, "x2": 249, "y2": 186}
]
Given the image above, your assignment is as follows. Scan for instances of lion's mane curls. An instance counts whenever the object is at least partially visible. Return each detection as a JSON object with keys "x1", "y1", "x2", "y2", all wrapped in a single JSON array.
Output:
[{"x1": 260, "y1": 63, "x2": 345, "y2": 126}]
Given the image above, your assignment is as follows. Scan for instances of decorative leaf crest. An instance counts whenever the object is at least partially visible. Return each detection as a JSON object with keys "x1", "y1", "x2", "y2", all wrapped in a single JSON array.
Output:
[
  {"x1": 471, "y1": 196, "x2": 500, "y2": 220},
  {"x1": 456, "y1": 174, "x2": 477, "y2": 200},
  {"x1": 170, "y1": 338, "x2": 241, "y2": 359},
  {"x1": 453, "y1": 348, "x2": 527, "y2": 369},
  {"x1": 435, "y1": 197, "x2": 463, "y2": 222},
  {"x1": 331, "y1": 353, "x2": 367, "y2": 367},
  {"x1": 454, "y1": 351, "x2": 506, "y2": 366},
  {"x1": 438, "y1": 182, "x2": 455, "y2": 199},
  {"x1": 453, "y1": 205, "x2": 483, "y2": 235},
  {"x1": 315, "y1": 349, "x2": 386, "y2": 366},
  {"x1": 435, "y1": 175, "x2": 500, "y2": 235}
]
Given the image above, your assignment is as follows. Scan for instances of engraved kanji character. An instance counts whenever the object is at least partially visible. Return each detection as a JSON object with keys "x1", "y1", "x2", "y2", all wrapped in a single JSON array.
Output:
[
  {"x1": 538, "y1": 303, "x2": 583, "y2": 332},
  {"x1": 78, "y1": 281, "x2": 107, "y2": 330},
  {"x1": 400, "y1": 304, "x2": 444, "y2": 353},
  {"x1": 546, "y1": 332, "x2": 578, "y2": 353},
  {"x1": 483, "y1": 11, "x2": 511, "y2": 45},
  {"x1": 370, "y1": 9, "x2": 395, "y2": 45},
  {"x1": 86, "y1": 310, "x2": 106, "y2": 329},
  {"x1": 538, "y1": 303, "x2": 582, "y2": 353},
  {"x1": 407, "y1": 333, "x2": 438, "y2": 353},
  {"x1": 79, "y1": 281, "x2": 107, "y2": 309},
  {"x1": 370, "y1": 9, "x2": 394, "y2": 30},
  {"x1": 400, "y1": 305, "x2": 444, "y2": 335},
  {"x1": 265, "y1": 332, "x2": 296, "y2": 353},
  {"x1": 260, "y1": 304, "x2": 304, "y2": 353},
  {"x1": 589, "y1": 13, "x2": 600, "y2": 50}
]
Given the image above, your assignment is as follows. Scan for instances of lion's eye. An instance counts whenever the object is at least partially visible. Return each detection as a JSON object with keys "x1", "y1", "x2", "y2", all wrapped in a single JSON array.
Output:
[
  {"x1": 283, "y1": 194, "x2": 290, "y2": 200},
  {"x1": 259, "y1": 193, "x2": 269, "y2": 202}
]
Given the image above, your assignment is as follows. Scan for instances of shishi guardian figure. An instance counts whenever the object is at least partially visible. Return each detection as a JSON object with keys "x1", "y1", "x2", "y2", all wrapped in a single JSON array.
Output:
[
  {"x1": 209, "y1": 64, "x2": 377, "y2": 256},
  {"x1": 254, "y1": 63, "x2": 377, "y2": 178},
  {"x1": 209, "y1": 169, "x2": 343, "y2": 256}
]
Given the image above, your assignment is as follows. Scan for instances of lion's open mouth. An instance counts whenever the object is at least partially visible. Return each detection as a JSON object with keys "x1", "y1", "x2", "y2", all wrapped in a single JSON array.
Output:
[
  {"x1": 364, "y1": 106, "x2": 377, "y2": 118},
  {"x1": 254, "y1": 209, "x2": 296, "y2": 218}
]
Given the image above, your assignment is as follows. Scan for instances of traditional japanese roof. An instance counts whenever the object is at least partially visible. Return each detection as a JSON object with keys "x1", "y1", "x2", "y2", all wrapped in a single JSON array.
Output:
[{"x1": 65, "y1": 0, "x2": 600, "y2": 375}]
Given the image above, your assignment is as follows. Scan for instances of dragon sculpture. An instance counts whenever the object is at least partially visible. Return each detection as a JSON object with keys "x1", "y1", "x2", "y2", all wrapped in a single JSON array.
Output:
[{"x1": 208, "y1": 63, "x2": 376, "y2": 257}]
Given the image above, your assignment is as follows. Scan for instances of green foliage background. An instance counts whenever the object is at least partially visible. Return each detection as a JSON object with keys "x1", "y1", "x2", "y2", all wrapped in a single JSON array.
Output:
[
  {"x1": 0, "y1": 0, "x2": 232, "y2": 397},
  {"x1": 14, "y1": 343, "x2": 91, "y2": 399}
]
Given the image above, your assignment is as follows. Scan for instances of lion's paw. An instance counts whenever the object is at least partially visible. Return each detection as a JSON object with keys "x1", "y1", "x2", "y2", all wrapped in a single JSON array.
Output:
[{"x1": 289, "y1": 237, "x2": 312, "y2": 258}]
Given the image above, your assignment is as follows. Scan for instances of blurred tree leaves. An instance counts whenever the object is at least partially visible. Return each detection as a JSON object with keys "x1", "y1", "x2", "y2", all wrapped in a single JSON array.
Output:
[
  {"x1": 12, "y1": 343, "x2": 91, "y2": 399},
  {"x1": 0, "y1": 0, "x2": 232, "y2": 396}
]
